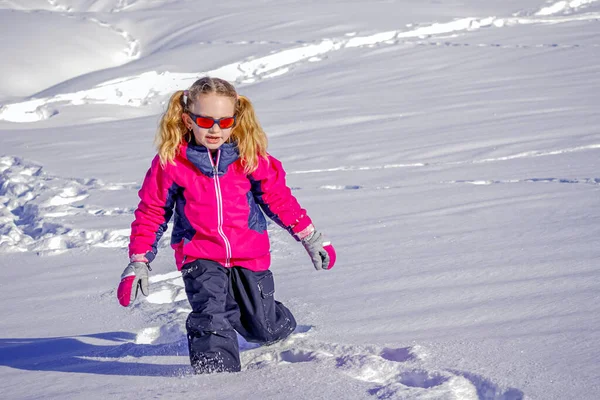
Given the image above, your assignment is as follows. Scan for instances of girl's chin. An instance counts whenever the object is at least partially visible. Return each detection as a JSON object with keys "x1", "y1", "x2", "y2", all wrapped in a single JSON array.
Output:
[{"x1": 203, "y1": 139, "x2": 222, "y2": 148}]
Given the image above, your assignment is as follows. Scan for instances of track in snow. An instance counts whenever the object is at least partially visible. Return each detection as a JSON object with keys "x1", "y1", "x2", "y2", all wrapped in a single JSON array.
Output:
[
  {"x1": 99, "y1": 271, "x2": 524, "y2": 399},
  {"x1": 2, "y1": 144, "x2": 597, "y2": 254},
  {"x1": 1, "y1": 0, "x2": 599, "y2": 122},
  {"x1": 0, "y1": 155, "x2": 139, "y2": 253}
]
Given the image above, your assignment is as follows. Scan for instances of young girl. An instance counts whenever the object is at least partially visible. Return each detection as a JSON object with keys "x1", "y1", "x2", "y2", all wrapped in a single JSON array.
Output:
[{"x1": 117, "y1": 76, "x2": 336, "y2": 374}]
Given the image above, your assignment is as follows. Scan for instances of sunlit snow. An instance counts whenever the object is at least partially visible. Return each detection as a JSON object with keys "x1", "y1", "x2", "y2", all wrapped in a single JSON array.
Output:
[{"x1": 1, "y1": 0, "x2": 599, "y2": 399}]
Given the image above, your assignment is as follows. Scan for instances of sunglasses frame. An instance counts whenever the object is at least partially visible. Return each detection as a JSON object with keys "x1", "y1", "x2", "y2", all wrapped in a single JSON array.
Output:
[{"x1": 187, "y1": 112, "x2": 236, "y2": 129}]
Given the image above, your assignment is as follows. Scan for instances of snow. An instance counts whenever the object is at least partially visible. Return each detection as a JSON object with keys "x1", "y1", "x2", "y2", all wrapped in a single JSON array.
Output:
[{"x1": 1, "y1": 0, "x2": 599, "y2": 399}]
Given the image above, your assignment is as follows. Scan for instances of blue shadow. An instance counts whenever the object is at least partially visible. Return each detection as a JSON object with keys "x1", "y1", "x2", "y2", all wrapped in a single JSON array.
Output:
[{"x1": 0, "y1": 332, "x2": 191, "y2": 377}]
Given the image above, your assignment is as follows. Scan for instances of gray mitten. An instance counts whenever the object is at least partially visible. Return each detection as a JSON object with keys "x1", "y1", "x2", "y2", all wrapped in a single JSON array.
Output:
[
  {"x1": 301, "y1": 230, "x2": 337, "y2": 270},
  {"x1": 117, "y1": 262, "x2": 150, "y2": 307}
]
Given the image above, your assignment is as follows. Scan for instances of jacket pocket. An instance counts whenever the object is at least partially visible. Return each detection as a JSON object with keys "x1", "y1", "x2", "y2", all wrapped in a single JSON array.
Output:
[{"x1": 257, "y1": 270, "x2": 275, "y2": 298}]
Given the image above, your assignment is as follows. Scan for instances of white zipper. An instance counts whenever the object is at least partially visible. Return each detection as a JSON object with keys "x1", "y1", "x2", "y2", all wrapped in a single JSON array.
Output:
[{"x1": 208, "y1": 150, "x2": 232, "y2": 268}]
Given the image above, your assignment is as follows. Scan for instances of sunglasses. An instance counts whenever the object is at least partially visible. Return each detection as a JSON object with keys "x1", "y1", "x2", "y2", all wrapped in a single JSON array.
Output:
[{"x1": 187, "y1": 112, "x2": 236, "y2": 129}]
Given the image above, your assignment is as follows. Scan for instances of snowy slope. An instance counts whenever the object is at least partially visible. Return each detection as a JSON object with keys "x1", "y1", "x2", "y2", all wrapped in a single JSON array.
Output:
[{"x1": 1, "y1": 0, "x2": 600, "y2": 399}]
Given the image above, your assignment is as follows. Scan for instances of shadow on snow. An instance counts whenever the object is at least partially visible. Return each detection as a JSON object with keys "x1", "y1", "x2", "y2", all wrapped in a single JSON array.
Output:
[{"x1": 0, "y1": 331, "x2": 191, "y2": 377}]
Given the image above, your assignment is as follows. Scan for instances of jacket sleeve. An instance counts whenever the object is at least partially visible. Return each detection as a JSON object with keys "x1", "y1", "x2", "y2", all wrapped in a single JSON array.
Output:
[
  {"x1": 129, "y1": 155, "x2": 177, "y2": 262},
  {"x1": 249, "y1": 154, "x2": 312, "y2": 239}
]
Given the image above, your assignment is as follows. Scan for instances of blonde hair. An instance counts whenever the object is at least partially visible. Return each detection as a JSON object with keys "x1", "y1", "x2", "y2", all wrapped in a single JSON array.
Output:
[{"x1": 155, "y1": 77, "x2": 268, "y2": 174}]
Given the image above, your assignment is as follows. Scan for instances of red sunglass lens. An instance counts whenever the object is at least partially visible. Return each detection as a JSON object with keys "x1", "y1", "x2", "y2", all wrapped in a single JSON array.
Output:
[
  {"x1": 219, "y1": 117, "x2": 235, "y2": 129},
  {"x1": 195, "y1": 117, "x2": 215, "y2": 129}
]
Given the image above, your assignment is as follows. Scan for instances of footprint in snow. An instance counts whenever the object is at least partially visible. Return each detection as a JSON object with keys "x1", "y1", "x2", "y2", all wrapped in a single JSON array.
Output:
[
  {"x1": 122, "y1": 261, "x2": 525, "y2": 399},
  {"x1": 0, "y1": 155, "x2": 140, "y2": 254},
  {"x1": 238, "y1": 328, "x2": 523, "y2": 399}
]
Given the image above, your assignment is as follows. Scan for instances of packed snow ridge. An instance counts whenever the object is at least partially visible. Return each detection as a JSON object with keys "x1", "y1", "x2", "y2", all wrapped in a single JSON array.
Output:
[
  {"x1": 1, "y1": 0, "x2": 599, "y2": 123},
  {"x1": 535, "y1": 0, "x2": 599, "y2": 15}
]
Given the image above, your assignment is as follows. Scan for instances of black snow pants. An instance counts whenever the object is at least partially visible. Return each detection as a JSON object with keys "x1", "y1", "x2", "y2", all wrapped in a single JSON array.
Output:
[{"x1": 181, "y1": 259, "x2": 297, "y2": 373}]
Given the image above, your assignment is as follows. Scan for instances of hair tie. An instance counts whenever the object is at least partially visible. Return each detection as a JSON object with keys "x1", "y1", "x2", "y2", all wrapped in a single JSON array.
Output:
[{"x1": 182, "y1": 90, "x2": 189, "y2": 106}]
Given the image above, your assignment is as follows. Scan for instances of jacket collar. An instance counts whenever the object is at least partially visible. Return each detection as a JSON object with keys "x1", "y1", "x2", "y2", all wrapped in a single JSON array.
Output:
[{"x1": 181, "y1": 141, "x2": 240, "y2": 177}]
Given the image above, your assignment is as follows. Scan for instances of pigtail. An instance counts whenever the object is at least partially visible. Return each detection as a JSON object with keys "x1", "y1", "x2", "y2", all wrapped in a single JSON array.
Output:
[
  {"x1": 155, "y1": 90, "x2": 191, "y2": 167},
  {"x1": 232, "y1": 95, "x2": 268, "y2": 174}
]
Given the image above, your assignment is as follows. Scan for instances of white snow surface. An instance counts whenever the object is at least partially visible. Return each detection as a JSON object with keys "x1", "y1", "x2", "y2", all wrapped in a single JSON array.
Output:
[{"x1": 1, "y1": 0, "x2": 599, "y2": 399}]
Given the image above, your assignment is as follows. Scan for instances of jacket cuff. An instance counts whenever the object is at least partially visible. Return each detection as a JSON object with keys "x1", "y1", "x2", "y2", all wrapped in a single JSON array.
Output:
[
  {"x1": 130, "y1": 254, "x2": 149, "y2": 263},
  {"x1": 291, "y1": 216, "x2": 314, "y2": 240},
  {"x1": 295, "y1": 224, "x2": 315, "y2": 241},
  {"x1": 128, "y1": 250, "x2": 155, "y2": 263}
]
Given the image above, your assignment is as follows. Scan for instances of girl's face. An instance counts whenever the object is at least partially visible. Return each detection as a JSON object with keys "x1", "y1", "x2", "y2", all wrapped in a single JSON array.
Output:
[{"x1": 184, "y1": 93, "x2": 236, "y2": 151}]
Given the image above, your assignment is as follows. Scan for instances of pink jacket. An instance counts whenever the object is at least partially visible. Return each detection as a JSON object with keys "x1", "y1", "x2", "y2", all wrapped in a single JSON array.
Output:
[{"x1": 129, "y1": 142, "x2": 312, "y2": 271}]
